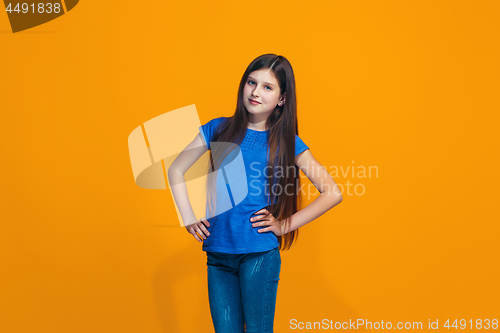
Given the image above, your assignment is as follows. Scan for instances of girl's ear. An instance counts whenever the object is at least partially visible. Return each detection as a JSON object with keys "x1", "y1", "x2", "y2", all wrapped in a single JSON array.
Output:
[{"x1": 278, "y1": 93, "x2": 286, "y2": 106}]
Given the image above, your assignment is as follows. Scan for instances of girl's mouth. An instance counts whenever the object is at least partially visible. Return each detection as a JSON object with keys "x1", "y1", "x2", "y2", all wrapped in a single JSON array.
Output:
[{"x1": 249, "y1": 99, "x2": 261, "y2": 105}]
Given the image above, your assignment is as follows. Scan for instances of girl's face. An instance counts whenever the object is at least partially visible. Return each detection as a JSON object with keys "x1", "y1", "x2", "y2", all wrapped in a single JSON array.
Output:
[{"x1": 243, "y1": 69, "x2": 285, "y2": 120}]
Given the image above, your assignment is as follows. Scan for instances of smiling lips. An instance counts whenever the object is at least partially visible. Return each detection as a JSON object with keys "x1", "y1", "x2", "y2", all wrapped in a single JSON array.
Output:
[{"x1": 249, "y1": 99, "x2": 261, "y2": 105}]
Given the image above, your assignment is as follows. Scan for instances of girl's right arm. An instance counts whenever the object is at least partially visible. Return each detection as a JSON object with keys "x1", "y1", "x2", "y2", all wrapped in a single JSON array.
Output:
[{"x1": 167, "y1": 132, "x2": 211, "y2": 242}]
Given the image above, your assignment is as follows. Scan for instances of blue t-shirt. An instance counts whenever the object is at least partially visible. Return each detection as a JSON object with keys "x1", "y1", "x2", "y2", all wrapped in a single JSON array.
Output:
[{"x1": 198, "y1": 117, "x2": 309, "y2": 254}]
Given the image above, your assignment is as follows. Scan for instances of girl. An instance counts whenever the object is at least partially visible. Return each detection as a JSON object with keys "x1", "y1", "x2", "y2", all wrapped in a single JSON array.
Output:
[{"x1": 168, "y1": 54, "x2": 343, "y2": 332}]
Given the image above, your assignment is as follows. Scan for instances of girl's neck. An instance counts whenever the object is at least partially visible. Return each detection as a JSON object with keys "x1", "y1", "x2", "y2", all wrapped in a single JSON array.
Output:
[{"x1": 247, "y1": 114, "x2": 269, "y2": 131}]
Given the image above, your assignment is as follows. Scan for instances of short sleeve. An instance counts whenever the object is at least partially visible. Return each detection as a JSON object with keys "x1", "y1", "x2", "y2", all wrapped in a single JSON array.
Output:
[
  {"x1": 199, "y1": 117, "x2": 227, "y2": 150},
  {"x1": 295, "y1": 135, "x2": 309, "y2": 156}
]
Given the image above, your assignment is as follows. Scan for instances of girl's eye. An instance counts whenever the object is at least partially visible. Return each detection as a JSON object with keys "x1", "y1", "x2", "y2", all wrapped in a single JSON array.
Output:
[{"x1": 247, "y1": 80, "x2": 272, "y2": 90}]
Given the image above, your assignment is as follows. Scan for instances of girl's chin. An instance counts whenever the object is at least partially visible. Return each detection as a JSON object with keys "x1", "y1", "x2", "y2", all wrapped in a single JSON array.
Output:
[
  {"x1": 245, "y1": 103, "x2": 260, "y2": 110},
  {"x1": 246, "y1": 106, "x2": 267, "y2": 113}
]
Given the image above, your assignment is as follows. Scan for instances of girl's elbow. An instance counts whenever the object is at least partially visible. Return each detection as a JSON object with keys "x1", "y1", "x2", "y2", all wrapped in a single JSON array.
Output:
[
  {"x1": 321, "y1": 191, "x2": 342, "y2": 207},
  {"x1": 168, "y1": 165, "x2": 182, "y2": 178},
  {"x1": 330, "y1": 193, "x2": 343, "y2": 207}
]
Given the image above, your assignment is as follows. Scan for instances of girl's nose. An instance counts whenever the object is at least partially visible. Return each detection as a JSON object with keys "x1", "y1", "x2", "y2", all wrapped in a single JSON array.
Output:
[{"x1": 252, "y1": 87, "x2": 260, "y2": 97}]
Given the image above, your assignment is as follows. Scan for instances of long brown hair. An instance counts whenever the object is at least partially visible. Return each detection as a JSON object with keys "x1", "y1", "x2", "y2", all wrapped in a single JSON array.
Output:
[{"x1": 207, "y1": 53, "x2": 303, "y2": 251}]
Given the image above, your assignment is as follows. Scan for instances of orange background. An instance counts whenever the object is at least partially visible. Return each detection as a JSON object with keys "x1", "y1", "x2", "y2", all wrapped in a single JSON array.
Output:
[{"x1": 1, "y1": 1, "x2": 499, "y2": 332}]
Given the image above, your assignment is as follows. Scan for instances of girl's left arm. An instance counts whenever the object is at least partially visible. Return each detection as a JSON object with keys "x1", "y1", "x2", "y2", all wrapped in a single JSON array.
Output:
[{"x1": 285, "y1": 149, "x2": 343, "y2": 233}]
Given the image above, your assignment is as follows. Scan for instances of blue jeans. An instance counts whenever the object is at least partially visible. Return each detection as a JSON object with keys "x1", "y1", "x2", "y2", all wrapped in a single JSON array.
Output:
[{"x1": 206, "y1": 247, "x2": 281, "y2": 333}]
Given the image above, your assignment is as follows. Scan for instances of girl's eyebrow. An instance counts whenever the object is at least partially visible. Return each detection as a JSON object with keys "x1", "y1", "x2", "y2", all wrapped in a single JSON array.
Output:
[{"x1": 248, "y1": 76, "x2": 276, "y2": 87}]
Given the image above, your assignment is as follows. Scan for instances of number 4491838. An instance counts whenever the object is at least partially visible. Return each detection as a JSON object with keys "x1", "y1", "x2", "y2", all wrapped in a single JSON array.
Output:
[
  {"x1": 444, "y1": 319, "x2": 498, "y2": 329},
  {"x1": 6, "y1": 3, "x2": 61, "y2": 14}
]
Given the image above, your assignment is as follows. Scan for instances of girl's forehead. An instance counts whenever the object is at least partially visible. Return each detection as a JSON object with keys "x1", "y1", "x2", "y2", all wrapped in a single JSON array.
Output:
[{"x1": 249, "y1": 69, "x2": 278, "y2": 82}]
